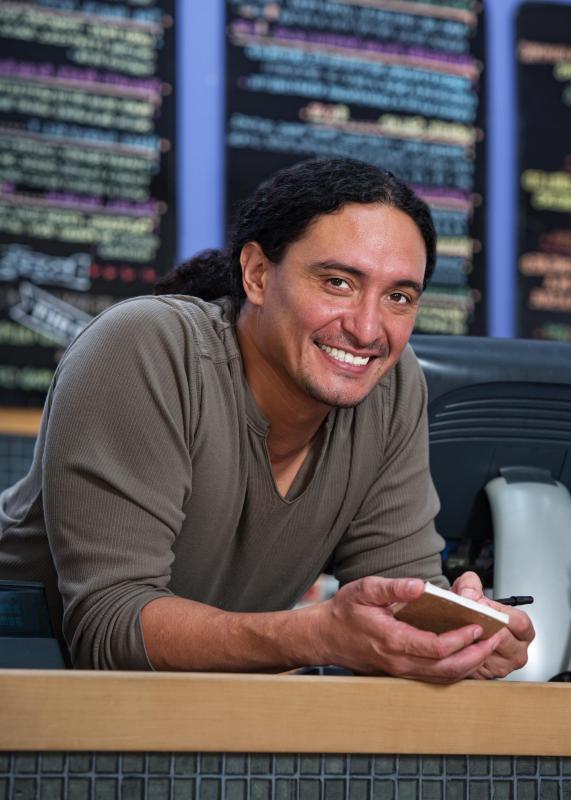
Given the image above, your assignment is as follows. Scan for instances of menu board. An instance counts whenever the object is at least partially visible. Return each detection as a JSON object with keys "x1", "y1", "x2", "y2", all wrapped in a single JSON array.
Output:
[
  {"x1": 517, "y1": 2, "x2": 571, "y2": 341},
  {"x1": 226, "y1": 0, "x2": 486, "y2": 336},
  {"x1": 0, "y1": 0, "x2": 175, "y2": 406}
]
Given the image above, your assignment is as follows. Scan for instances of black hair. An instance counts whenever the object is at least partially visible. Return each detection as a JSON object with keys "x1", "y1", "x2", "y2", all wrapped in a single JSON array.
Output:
[
  {"x1": 155, "y1": 157, "x2": 436, "y2": 307},
  {"x1": 153, "y1": 249, "x2": 230, "y2": 301}
]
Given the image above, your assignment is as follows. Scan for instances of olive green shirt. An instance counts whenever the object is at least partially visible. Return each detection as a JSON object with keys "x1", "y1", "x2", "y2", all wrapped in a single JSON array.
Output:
[{"x1": 0, "y1": 296, "x2": 444, "y2": 669}]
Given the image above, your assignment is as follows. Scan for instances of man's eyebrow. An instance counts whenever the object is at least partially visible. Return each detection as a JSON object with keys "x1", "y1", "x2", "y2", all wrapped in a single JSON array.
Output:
[
  {"x1": 308, "y1": 260, "x2": 423, "y2": 294},
  {"x1": 309, "y1": 260, "x2": 366, "y2": 278}
]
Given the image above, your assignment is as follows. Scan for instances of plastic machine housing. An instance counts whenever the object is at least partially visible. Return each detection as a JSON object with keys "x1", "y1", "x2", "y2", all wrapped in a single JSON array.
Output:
[{"x1": 411, "y1": 335, "x2": 571, "y2": 682}]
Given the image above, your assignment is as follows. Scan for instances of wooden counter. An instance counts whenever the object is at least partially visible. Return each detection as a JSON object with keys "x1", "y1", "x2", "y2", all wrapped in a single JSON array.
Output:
[
  {"x1": 0, "y1": 407, "x2": 42, "y2": 436},
  {"x1": 1, "y1": 670, "x2": 570, "y2": 755}
]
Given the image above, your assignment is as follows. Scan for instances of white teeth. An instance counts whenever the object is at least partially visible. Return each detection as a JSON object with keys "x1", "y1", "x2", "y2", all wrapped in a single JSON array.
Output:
[{"x1": 319, "y1": 344, "x2": 370, "y2": 366}]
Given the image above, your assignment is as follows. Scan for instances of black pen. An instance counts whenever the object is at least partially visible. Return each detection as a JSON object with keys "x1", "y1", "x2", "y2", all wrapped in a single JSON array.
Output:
[{"x1": 493, "y1": 595, "x2": 534, "y2": 607}]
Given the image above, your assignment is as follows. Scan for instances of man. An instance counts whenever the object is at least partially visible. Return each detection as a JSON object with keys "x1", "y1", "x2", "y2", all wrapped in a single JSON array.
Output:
[{"x1": 0, "y1": 158, "x2": 534, "y2": 678}]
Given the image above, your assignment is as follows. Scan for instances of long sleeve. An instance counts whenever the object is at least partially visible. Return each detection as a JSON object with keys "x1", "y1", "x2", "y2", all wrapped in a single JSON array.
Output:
[{"x1": 42, "y1": 297, "x2": 196, "y2": 669}]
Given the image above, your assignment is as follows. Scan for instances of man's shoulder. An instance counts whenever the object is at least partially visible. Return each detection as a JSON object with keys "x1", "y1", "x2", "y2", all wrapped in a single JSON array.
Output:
[{"x1": 73, "y1": 295, "x2": 240, "y2": 362}]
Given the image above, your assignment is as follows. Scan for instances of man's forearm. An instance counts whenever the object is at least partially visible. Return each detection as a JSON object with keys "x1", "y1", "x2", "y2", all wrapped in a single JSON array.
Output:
[
  {"x1": 140, "y1": 596, "x2": 325, "y2": 671},
  {"x1": 139, "y1": 577, "x2": 527, "y2": 681}
]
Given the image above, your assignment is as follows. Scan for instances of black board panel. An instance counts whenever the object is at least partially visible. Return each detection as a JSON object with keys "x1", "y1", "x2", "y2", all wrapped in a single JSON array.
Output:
[
  {"x1": 0, "y1": 0, "x2": 176, "y2": 406},
  {"x1": 516, "y1": 2, "x2": 571, "y2": 341},
  {"x1": 226, "y1": 0, "x2": 487, "y2": 336}
]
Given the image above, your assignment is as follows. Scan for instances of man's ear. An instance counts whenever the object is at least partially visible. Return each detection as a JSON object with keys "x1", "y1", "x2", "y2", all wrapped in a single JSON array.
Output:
[{"x1": 240, "y1": 241, "x2": 270, "y2": 306}]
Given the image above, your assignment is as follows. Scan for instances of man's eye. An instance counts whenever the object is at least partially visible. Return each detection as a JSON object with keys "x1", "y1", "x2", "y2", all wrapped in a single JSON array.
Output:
[
  {"x1": 390, "y1": 292, "x2": 410, "y2": 305},
  {"x1": 328, "y1": 277, "x2": 350, "y2": 289}
]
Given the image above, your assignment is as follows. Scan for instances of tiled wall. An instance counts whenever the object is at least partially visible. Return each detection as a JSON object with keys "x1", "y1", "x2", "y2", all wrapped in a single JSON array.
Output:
[
  {"x1": 0, "y1": 435, "x2": 35, "y2": 493},
  {"x1": 1, "y1": 753, "x2": 570, "y2": 800}
]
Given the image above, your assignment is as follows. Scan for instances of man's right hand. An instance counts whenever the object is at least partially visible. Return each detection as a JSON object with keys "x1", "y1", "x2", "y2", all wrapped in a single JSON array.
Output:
[
  {"x1": 311, "y1": 576, "x2": 504, "y2": 683},
  {"x1": 141, "y1": 576, "x2": 503, "y2": 682}
]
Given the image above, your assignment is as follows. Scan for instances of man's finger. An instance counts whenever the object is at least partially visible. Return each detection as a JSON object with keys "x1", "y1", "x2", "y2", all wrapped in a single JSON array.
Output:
[
  {"x1": 480, "y1": 600, "x2": 536, "y2": 643},
  {"x1": 452, "y1": 570, "x2": 484, "y2": 602},
  {"x1": 397, "y1": 632, "x2": 505, "y2": 683},
  {"x1": 387, "y1": 618, "x2": 486, "y2": 661},
  {"x1": 353, "y1": 576, "x2": 425, "y2": 606}
]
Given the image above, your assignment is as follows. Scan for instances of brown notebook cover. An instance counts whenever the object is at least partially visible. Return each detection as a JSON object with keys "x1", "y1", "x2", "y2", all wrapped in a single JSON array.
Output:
[{"x1": 393, "y1": 582, "x2": 509, "y2": 639}]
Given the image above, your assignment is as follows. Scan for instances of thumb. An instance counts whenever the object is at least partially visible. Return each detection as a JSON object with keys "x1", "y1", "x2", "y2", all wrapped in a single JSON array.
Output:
[
  {"x1": 355, "y1": 576, "x2": 425, "y2": 607},
  {"x1": 452, "y1": 571, "x2": 484, "y2": 602}
]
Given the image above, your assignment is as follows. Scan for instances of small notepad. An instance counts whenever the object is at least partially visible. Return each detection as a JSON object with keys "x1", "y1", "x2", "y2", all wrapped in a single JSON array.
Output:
[{"x1": 393, "y1": 582, "x2": 509, "y2": 639}]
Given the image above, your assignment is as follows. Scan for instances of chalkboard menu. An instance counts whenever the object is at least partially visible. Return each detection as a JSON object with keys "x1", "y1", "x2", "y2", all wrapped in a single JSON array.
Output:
[
  {"x1": 517, "y1": 2, "x2": 571, "y2": 341},
  {"x1": 0, "y1": 0, "x2": 175, "y2": 406},
  {"x1": 226, "y1": 0, "x2": 486, "y2": 336}
]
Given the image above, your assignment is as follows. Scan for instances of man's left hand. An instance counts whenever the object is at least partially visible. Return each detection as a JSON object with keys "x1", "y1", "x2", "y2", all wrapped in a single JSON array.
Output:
[{"x1": 452, "y1": 571, "x2": 535, "y2": 679}]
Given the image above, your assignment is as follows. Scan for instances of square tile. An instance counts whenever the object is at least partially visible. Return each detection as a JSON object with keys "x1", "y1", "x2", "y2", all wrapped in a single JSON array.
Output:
[
  {"x1": 224, "y1": 757, "x2": 247, "y2": 776},
  {"x1": 398, "y1": 758, "x2": 418, "y2": 777},
  {"x1": 539, "y1": 781, "x2": 560, "y2": 800},
  {"x1": 516, "y1": 781, "x2": 537, "y2": 800},
  {"x1": 420, "y1": 782, "x2": 442, "y2": 800},
  {"x1": 224, "y1": 780, "x2": 246, "y2": 800},
  {"x1": 199, "y1": 778, "x2": 220, "y2": 800},
  {"x1": 94, "y1": 778, "x2": 117, "y2": 800},
  {"x1": 446, "y1": 759, "x2": 467, "y2": 777},
  {"x1": 350, "y1": 757, "x2": 371, "y2": 776},
  {"x1": 445, "y1": 781, "x2": 466, "y2": 800},
  {"x1": 14, "y1": 756, "x2": 38, "y2": 775},
  {"x1": 95, "y1": 757, "x2": 118, "y2": 775},
  {"x1": 348, "y1": 778, "x2": 369, "y2": 800},
  {"x1": 148, "y1": 779, "x2": 170, "y2": 800},
  {"x1": 67, "y1": 778, "x2": 90, "y2": 800},
  {"x1": 539, "y1": 760, "x2": 559, "y2": 777},
  {"x1": 40, "y1": 778, "x2": 64, "y2": 800},
  {"x1": 373, "y1": 780, "x2": 395, "y2": 800},
  {"x1": 491, "y1": 781, "x2": 512, "y2": 800},
  {"x1": 324, "y1": 757, "x2": 346, "y2": 775},
  {"x1": 68, "y1": 756, "x2": 92, "y2": 775},
  {"x1": 492, "y1": 759, "x2": 513, "y2": 778},
  {"x1": 13, "y1": 778, "x2": 37, "y2": 800},
  {"x1": 276, "y1": 779, "x2": 296, "y2": 800},
  {"x1": 469, "y1": 781, "x2": 490, "y2": 800},
  {"x1": 324, "y1": 779, "x2": 345, "y2": 800},
  {"x1": 174, "y1": 755, "x2": 197, "y2": 776},
  {"x1": 275, "y1": 757, "x2": 297, "y2": 776},
  {"x1": 41, "y1": 757, "x2": 65, "y2": 775},
  {"x1": 422, "y1": 759, "x2": 443, "y2": 777},
  {"x1": 374, "y1": 758, "x2": 395, "y2": 777},
  {"x1": 300, "y1": 758, "x2": 321, "y2": 776},
  {"x1": 148, "y1": 756, "x2": 171, "y2": 775},
  {"x1": 200, "y1": 757, "x2": 222, "y2": 776},
  {"x1": 299, "y1": 779, "x2": 321, "y2": 800},
  {"x1": 250, "y1": 757, "x2": 272, "y2": 776},
  {"x1": 251, "y1": 778, "x2": 271, "y2": 800},
  {"x1": 173, "y1": 780, "x2": 195, "y2": 800},
  {"x1": 396, "y1": 779, "x2": 418, "y2": 800},
  {"x1": 121, "y1": 779, "x2": 145, "y2": 800},
  {"x1": 470, "y1": 759, "x2": 490, "y2": 777},
  {"x1": 121, "y1": 756, "x2": 146, "y2": 776},
  {"x1": 516, "y1": 759, "x2": 537, "y2": 777}
]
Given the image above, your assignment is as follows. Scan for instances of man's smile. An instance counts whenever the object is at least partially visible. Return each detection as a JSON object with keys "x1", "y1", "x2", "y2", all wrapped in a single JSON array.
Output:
[{"x1": 317, "y1": 342, "x2": 373, "y2": 367}]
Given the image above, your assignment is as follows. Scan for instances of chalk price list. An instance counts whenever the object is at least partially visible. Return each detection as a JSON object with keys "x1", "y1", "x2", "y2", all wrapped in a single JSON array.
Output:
[{"x1": 0, "y1": 1, "x2": 175, "y2": 405}]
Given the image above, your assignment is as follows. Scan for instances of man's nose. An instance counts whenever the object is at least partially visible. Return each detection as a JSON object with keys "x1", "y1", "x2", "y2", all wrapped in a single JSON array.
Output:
[{"x1": 342, "y1": 298, "x2": 384, "y2": 348}]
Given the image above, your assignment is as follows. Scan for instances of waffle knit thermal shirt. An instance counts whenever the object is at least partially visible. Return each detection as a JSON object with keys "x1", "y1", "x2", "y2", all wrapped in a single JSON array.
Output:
[{"x1": 0, "y1": 295, "x2": 446, "y2": 669}]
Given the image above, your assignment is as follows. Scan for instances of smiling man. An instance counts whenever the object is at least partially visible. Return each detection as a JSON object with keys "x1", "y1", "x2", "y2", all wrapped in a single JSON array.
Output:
[{"x1": 0, "y1": 157, "x2": 534, "y2": 678}]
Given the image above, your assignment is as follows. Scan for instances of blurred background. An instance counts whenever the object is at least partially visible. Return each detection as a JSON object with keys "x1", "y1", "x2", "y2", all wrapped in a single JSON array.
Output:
[{"x1": 1, "y1": 0, "x2": 571, "y2": 447}]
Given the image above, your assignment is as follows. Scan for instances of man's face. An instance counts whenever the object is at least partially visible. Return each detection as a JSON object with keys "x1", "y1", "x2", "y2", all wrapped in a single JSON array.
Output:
[{"x1": 245, "y1": 202, "x2": 427, "y2": 410}]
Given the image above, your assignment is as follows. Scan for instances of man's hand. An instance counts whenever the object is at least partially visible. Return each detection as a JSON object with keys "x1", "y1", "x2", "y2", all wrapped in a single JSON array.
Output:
[
  {"x1": 451, "y1": 571, "x2": 535, "y2": 679},
  {"x1": 314, "y1": 576, "x2": 505, "y2": 683},
  {"x1": 141, "y1": 574, "x2": 531, "y2": 682}
]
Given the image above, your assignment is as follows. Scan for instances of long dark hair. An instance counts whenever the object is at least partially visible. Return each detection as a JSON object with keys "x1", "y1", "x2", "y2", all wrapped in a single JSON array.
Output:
[{"x1": 155, "y1": 157, "x2": 436, "y2": 307}]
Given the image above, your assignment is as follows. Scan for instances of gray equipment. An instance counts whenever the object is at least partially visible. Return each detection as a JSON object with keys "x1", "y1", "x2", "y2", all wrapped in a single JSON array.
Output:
[
  {"x1": 412, "y1": 334, "x2": 571, "y2": 682},
  {"x1": 487, "y1": 471, "x2": 571, "y2": 682}
]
